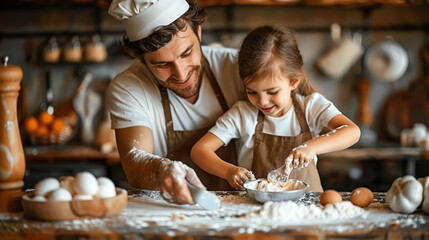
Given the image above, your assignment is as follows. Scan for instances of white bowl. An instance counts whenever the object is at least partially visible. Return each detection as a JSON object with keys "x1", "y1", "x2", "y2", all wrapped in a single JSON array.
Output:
[{"x1": 244, "y1": 180, "x2": 308, "y2": 203}]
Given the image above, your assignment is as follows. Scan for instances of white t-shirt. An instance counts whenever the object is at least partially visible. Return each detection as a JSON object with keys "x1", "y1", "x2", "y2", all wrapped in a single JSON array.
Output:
[
  {"x1": 107, "y1": 46, "x2": 246, "y2": 157},
  {"x1": 209, "y1": 93, "x2": 342, "y2": 169}
]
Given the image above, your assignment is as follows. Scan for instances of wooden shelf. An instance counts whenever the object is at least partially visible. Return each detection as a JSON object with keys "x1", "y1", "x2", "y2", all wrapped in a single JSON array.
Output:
[
  {"x1": 24, "y1": 145, "x2": 120, "y2": 165},
  {"x1": 199, "y1": 0, "x2": 422, "y2": 7}
]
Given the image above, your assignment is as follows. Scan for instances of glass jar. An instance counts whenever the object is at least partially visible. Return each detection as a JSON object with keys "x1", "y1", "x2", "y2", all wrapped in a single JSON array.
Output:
[
  {"x1": 43, "y1": 36, "x2": 61, "y2": 63},
  {"x1": 84, "y1": 34, "x2": 107, "y2": 62},
  {"x1": 63, "y1": 35, "x2": 82, "y2": 62}
]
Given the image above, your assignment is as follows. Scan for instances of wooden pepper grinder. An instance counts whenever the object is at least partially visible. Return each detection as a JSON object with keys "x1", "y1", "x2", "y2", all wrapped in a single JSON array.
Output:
[{"x1": 0, "y1": 56, "x2": 25, "y2": 212}]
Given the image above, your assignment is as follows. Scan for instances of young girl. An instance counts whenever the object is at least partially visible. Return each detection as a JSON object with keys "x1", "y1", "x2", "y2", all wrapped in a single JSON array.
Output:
[{"x1": 191, "y1": 26, "x2": 361, "y2": 192}]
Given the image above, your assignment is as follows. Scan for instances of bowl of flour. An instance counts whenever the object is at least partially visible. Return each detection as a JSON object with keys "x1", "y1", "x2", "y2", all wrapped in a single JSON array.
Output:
[{"x1": 244, "y1": 179, "x2": 308, "y2": 203}]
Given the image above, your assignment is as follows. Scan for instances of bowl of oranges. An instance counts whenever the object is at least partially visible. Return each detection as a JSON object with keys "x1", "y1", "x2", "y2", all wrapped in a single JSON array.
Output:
[{"x1": 23, "y1": 110, "x2": 75, "y2": 145}]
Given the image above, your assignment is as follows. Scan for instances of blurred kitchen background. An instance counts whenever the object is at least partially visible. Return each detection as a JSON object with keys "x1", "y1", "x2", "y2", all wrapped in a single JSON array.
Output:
[{"x1": 0, "y1": 0, "x2": 428, "y2": 192}]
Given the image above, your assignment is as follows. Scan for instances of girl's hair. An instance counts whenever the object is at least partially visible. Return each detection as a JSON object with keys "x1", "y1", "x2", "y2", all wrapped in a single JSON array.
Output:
[
  {"x1": 118, "y1": 0, "x2": 207, "y2": 59},
  {"x1": 238, "y1": 26, "x2": 316, "y2": 96}
]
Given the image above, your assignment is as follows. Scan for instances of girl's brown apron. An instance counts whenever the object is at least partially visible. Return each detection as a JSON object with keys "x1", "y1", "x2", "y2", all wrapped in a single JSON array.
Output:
[
  {"x1": 159, "y1": 57, "x2": 236, "y2": 191},
  {"x1": 251, "y1": 95, "x2": 323, "y2": 192}
]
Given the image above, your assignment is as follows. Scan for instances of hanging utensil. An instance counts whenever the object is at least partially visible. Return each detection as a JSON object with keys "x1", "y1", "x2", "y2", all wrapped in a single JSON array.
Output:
[
  {"x1": 73, "y1": 86, "x2": 102, "y2": 145},
  {"x1": 55, "y1": 72, "x2": 93, "y2": 127},
  {"x1": 355, "y1": 28, "x2": 377, "y2": 147},
  {"x1": 41, "y1": 67, "x2": 54, "y2": 115},
  {"x1": 316, "y1": 23, "x2": 363, "y2": 80},
  {"x1": 364, "y1": 36, "x2": 409, "y2": 83},
  {"x1": 382, "y1": 36, "x2": 429, "y2": 140}
]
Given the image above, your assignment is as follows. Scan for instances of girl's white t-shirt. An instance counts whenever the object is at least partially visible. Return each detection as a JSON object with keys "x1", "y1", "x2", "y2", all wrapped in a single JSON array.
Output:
[
  {"x1": 209, "y1": 93, "x2": 342, "y2": 169},
  {"x1": 106, "y1": 46, "x2": 246, "y2": 157}
]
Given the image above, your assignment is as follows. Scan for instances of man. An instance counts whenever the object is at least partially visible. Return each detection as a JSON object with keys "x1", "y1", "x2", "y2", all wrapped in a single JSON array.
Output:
[{"x1": 107, "y1": 0, "x2": 245, "y2": 204}]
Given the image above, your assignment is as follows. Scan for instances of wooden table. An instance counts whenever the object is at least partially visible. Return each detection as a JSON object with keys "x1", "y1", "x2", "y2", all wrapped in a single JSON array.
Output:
[{"x1": 1, "y1": 191, "x2": 428, "y2": 239}]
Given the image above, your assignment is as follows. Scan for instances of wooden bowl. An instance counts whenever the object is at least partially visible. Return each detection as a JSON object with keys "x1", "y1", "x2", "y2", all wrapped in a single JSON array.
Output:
[{"x1": 22, "y1": 188, "x2": 127, "y2": 221}]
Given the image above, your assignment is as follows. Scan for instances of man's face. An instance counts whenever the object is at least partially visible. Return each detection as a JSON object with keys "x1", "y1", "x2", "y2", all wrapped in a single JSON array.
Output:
[{"x1": 143, "y1": 25, "x2": 203, "y2": 102}]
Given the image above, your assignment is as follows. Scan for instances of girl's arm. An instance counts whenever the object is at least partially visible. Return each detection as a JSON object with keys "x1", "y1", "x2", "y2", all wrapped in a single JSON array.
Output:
[
  {"x1": 288, "y1": 114, "x2": 361, "y2": 168},
  {"x1": 191, "y1": 133, "x2": 252, "y2": 189}
]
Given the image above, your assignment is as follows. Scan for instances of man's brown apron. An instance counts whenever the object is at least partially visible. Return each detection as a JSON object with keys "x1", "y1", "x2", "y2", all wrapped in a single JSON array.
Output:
[
  {"x1": 159, "y1": 57, "x2": 237, "y2": 191},
  {"x1": 251, "y1": 94, "x2": 323, "y2": 192}
]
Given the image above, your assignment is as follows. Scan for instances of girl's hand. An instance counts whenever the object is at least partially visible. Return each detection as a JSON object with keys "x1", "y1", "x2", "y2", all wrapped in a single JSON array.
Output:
[
  {"x1": 227, "y1": 167, "x2": 254, "y2": 190},
  {"x1": 286, "y1": 144, "x2": 316, "y2": 169}
]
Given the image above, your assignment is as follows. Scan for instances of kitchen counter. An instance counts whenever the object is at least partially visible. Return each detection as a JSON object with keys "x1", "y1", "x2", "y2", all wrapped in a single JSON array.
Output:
[{"x1": 1, "y1": 191, "x2": 428, "y2": 239}]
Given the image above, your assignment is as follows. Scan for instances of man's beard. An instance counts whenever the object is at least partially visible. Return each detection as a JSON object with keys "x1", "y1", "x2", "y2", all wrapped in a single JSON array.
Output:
[{"x1": 158, "y1": 59, "x2": 205, "y2": 99}]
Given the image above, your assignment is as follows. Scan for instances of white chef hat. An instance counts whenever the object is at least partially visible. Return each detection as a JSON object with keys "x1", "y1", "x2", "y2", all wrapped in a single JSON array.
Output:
[{"x1": 108, "y1": 0, "x2": 190, "y2": 42}]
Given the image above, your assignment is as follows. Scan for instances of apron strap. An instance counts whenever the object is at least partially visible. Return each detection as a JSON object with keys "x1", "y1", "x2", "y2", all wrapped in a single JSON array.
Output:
[
  {"x1": 203, "y1": 57, "x2": 229, "y2": 113},
  {"x1": 292, "y1": 94, "x2": 310, "y2": 134},
  {"x1": 159, "y1": 86, "x2": 175, "y2": 157},
  {"x1": 160, "y1": 86, "x2": 174, "y2": 132},
  {"x1": 254, "y1": 111, "x2": 265, "y2": 150}
]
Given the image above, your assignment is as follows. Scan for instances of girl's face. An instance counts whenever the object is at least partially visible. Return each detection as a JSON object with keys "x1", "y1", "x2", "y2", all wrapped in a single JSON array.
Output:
[{"x1": 245, "y1": 73, "x2": 299, "y2": 118}]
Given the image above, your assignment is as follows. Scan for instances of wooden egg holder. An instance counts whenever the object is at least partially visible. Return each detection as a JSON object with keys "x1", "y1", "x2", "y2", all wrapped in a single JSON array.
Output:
[{"x1": 22, "y1": 188, "x2": 127, "y2": 221}]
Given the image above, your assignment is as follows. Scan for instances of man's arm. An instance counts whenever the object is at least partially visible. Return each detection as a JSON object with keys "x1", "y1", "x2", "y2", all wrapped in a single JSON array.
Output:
[
  {"x1": 115, "y1": 126, "x2": 160, "y2": 189},
  {"x1": 115, "y1": 126, "x2": 206, "y2": 204}
]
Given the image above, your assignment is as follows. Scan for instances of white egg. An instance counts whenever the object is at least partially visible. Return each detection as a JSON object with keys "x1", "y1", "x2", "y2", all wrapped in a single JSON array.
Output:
[
  {"x1": 59, "y1": 176, "x2": 75, "y2": 195},
  {"x1": 97, "y1": 185, "x2": 116, "y2": 199},
  {"x1": 73, "y1": 171, "x2": 99, "y2": 195},
  {"x1": 46, "y1": 188, "x2": 72, "y2": 202},
  {"x1": 32, "y1": 195, "x2": 47, "y2": 202},
  {"x1": 97, "y1": 177, "x2": 115, "y2": 188},
  {"x1": 73, "y1": 194, "x2": 93, "y2": 201},
  {"x1": 34, "y1": 177, "x2": 60, "y2": 196}
]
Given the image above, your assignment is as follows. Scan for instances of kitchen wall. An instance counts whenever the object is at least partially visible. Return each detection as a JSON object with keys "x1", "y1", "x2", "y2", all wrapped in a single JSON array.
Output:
[
  {"x1": 1, "y1": 3, "x2": 428, "y2": 145},
  {"x1": 1, "y1": 2, "x2": 428, "y2": 191}
]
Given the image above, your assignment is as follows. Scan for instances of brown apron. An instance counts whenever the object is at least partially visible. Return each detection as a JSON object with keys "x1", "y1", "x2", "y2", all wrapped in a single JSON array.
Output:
[
  {"x1": 251, "y1": 95, "x2": 323, "y2": 192},
  {"x1": 159, "y1": 57, "x2": 237, "y2": 191}
]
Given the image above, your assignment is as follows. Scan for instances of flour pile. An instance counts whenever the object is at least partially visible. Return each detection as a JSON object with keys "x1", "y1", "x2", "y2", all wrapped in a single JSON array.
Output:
[{"x1": 245, "y1": 201, "x2": 368, "y2": 220}]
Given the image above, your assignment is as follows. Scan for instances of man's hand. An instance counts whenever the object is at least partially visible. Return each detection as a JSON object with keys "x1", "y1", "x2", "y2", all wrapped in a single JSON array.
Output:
[{"x1": 158, "y1": 159, "x2": 206, "y2": 204}]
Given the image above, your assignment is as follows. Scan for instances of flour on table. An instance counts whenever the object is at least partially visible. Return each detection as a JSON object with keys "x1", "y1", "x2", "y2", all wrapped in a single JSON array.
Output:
[{"x1": 244, "y1": 201, "x2": 368, "y2": 220}]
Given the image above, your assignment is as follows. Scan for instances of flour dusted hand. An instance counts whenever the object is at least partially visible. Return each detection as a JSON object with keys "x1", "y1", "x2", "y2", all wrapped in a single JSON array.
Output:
[
  {"x1": 227, "y1": 167, "x2": 255, "y2": 190},
  {"x1": 287, "y1": 144, "x2": 316, "y2": 169},
  {"x1": 159, "y1": 159, "x2": 206, "y2": 204}
]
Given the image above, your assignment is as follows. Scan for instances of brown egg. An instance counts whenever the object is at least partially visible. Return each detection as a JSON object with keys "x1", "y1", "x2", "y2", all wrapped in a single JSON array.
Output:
[
  {"x1": 350, "y1": 187, "x2": 373, "y2": 208},
  {"x1": 320, "y1": 190, "x2": 342, "y2": 206}
]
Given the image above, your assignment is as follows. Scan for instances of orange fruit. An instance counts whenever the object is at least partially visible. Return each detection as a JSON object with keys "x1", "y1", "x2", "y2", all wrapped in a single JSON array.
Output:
[
  {"x1": 24, "y1": 117, "x2": 39, "y2": 134},
  {"x1": 35, "y1": 125, "x2": 49, "y2": 137},
  {"x1": 38, "y1": 110, "x2": 54, "y2": 126},
  {"x1": 51, "y1": 118, "x2": 65, "y2": 133}
]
